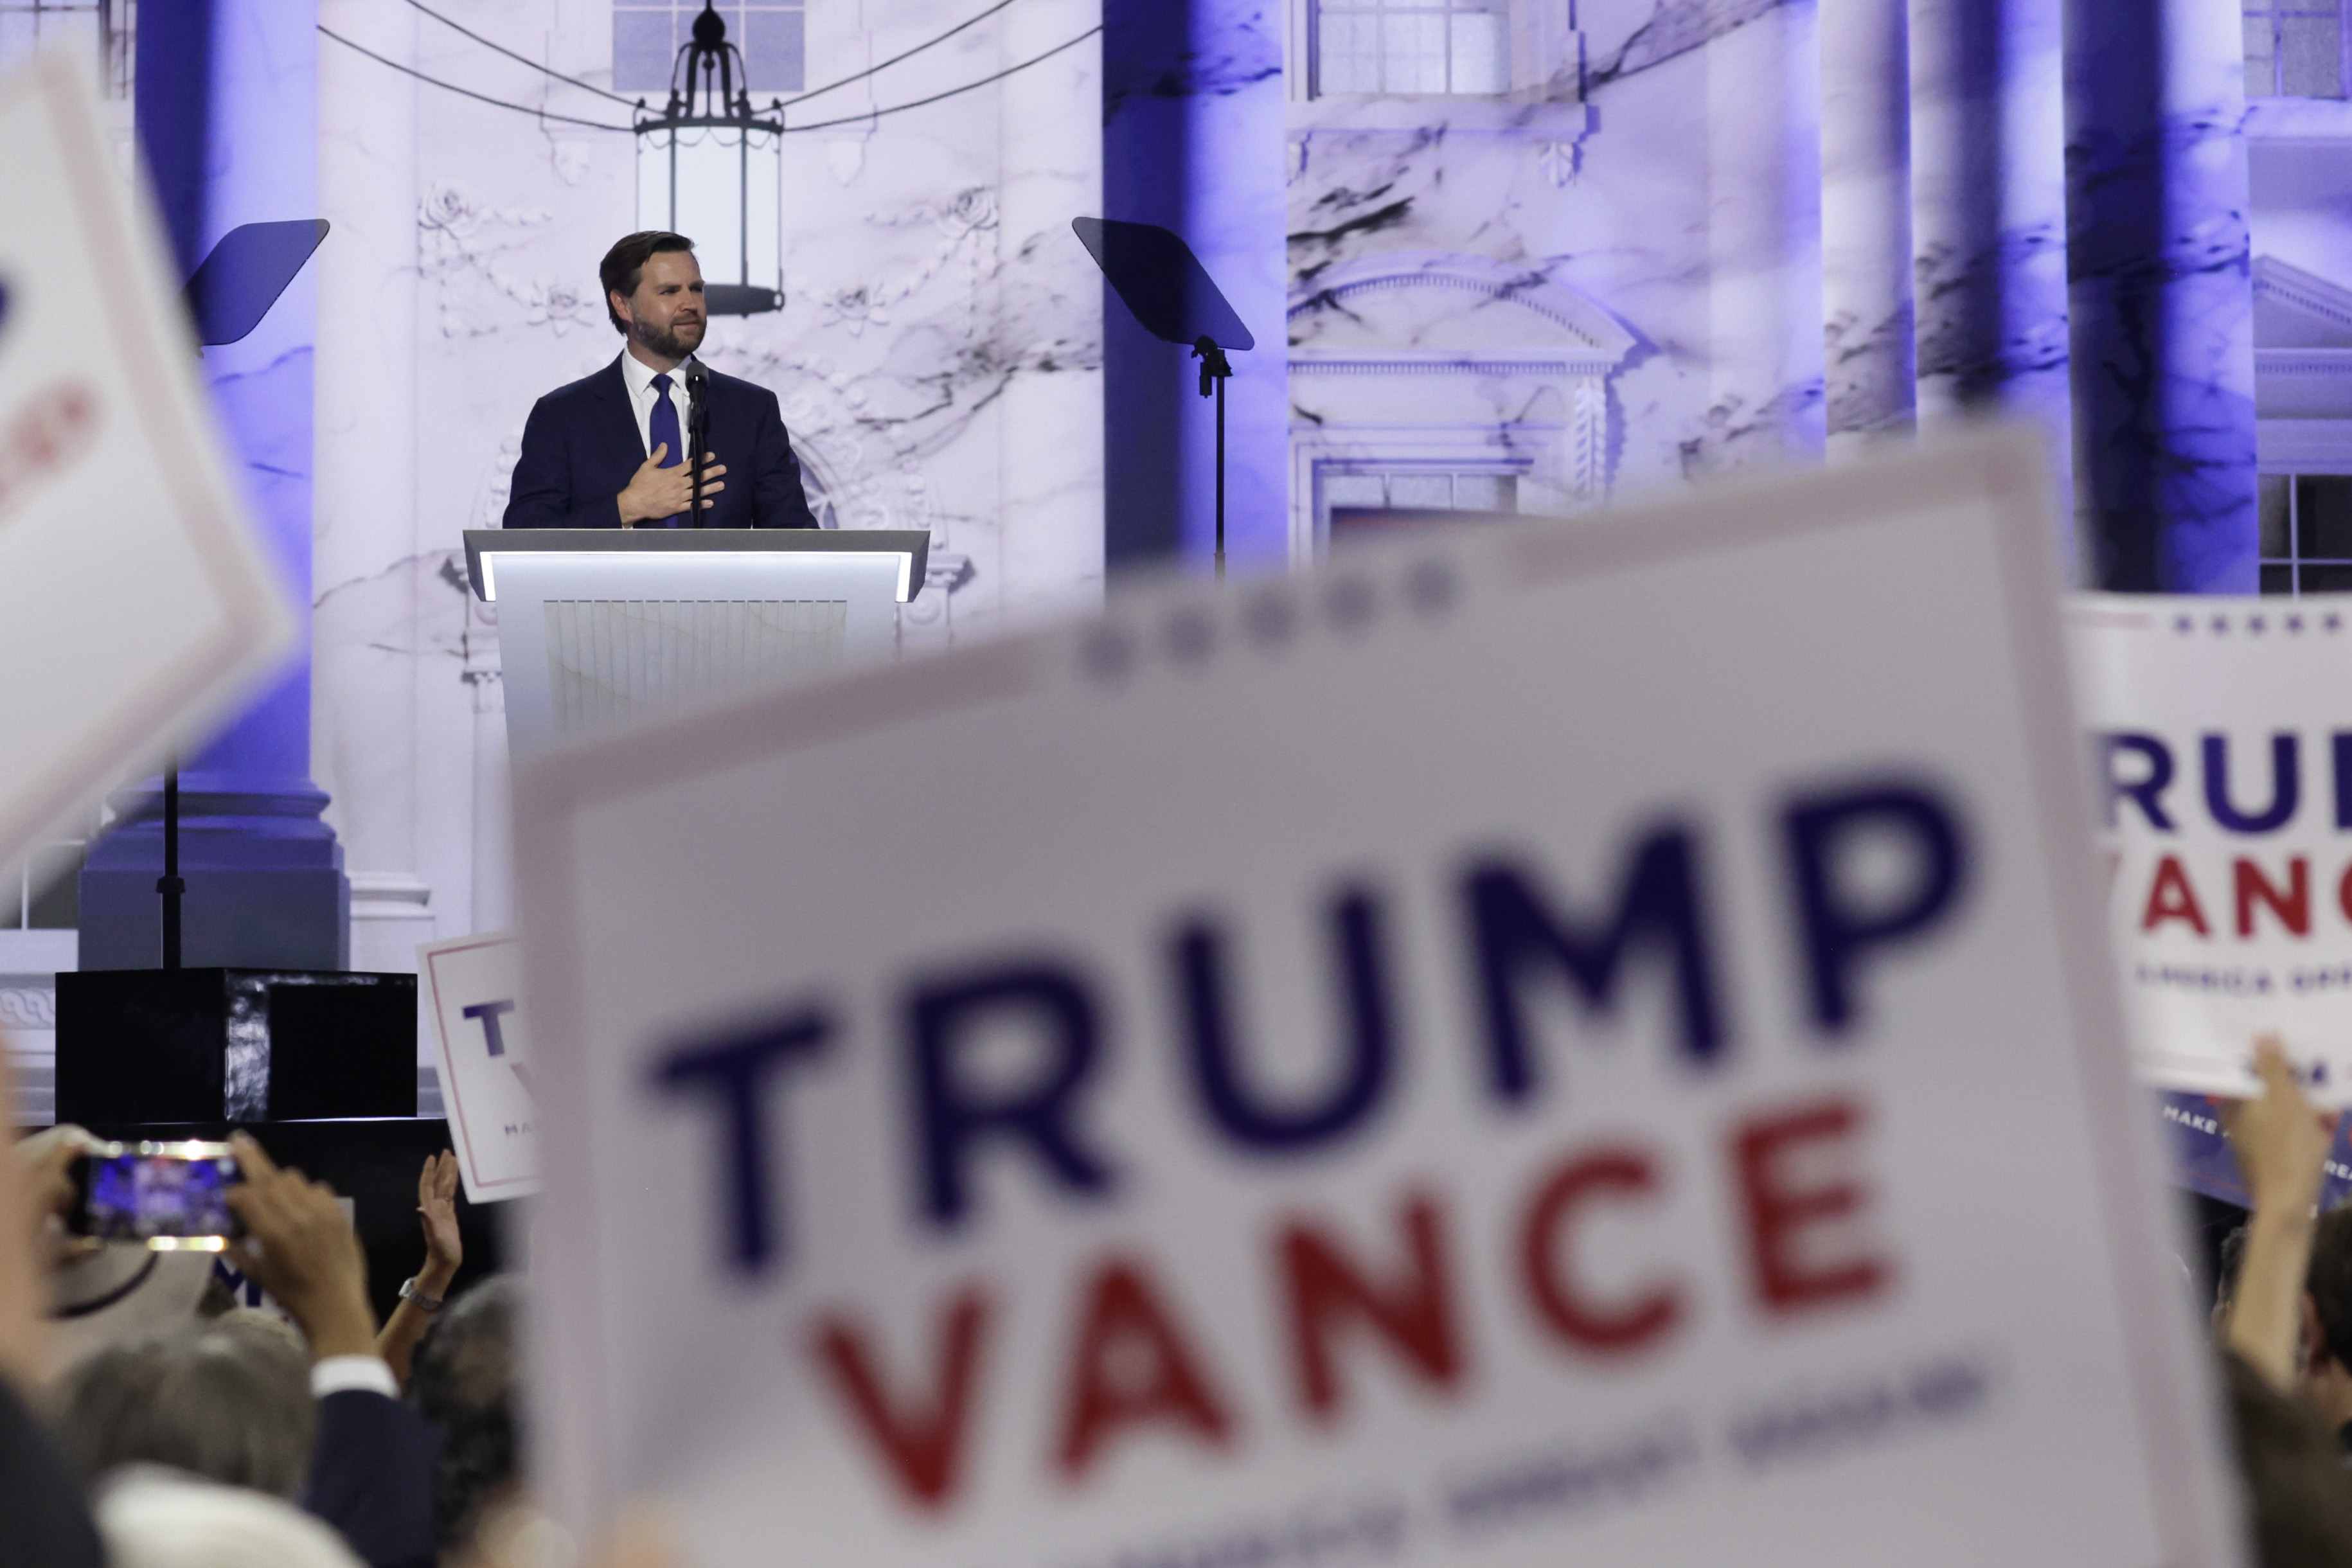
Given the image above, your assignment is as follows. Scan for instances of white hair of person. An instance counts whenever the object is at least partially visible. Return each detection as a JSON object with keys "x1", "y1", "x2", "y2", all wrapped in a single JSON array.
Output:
[{"x1": 95, "y1": 1466, "x2": 365, "y2": 1568}]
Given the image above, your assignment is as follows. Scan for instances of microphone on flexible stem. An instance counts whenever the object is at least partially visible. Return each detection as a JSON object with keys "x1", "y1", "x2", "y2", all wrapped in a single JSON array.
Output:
[{"x1": 684, "y1": 361, "x2": 711, "y2": 529}]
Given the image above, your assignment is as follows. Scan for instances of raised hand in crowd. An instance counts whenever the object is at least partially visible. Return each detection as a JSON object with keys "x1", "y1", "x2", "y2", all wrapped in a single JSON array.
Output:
[
  {"x1": 2219, "y1": 1037, "x2": 2335, "y2": 1393},
  {"x1": 2211, "y1": 1038, "x2": 2352, "y2": 1567},
  {"x1": 3, "y1": 1118, "x2": 89, "y2": 1388},
  {"x1": 376, "y1": 1150, "x2": 461, "y2": 1385},
  {"x1": 224, "y1": 1132, "x2": 379, "y2": 1362},
  {"x1": 221, "y1": 1134, "x2": 441, "y2": 1568}
]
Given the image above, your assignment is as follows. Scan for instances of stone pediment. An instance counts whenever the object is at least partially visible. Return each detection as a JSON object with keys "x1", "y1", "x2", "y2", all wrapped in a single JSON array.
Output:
[
  {"x1": 2252, "y1": 258, "x2": 2352, "y2": 424},
  {"x1": 1288, "y1": 251, "x2": 1635, "y2": 372},
  {"x1": 2254, "y1": 256, "x2": 2352, "y2": 349}
]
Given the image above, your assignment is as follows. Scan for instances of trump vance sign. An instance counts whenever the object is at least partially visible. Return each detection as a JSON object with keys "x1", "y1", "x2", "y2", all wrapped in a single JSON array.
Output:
[
  {"x1": 518, "y1": 431, "x2": 2238, "y2": 1568},
  {"x1": 420, "y1": 932, "x2": 536, "y2": 1203},
  {"x1": 2072, "y1": 593, "x2": 2352, "y2": 1105},
  {"x1": 0, "y1": 53, "x2": 294, "y2": 865}
]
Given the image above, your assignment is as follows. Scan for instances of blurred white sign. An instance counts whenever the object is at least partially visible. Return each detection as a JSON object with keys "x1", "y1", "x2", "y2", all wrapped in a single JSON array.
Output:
[
  {"x1": 2071, "y1": 593, "x2": 2352, "y2": 1104},
  {"x1": 518, "y1": 432, "x2": 2238, "y2": 1568},
  {"x1": 0, "y1": 52, "x2": 296, "y2": 866},
  {"x1": 420, "y1": 932, "x2": 536, "y2": 1202}
]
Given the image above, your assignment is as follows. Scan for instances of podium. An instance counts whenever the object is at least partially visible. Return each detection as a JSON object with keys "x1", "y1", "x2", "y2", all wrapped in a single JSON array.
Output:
[{"x1": 463, "y1": 529, "x2": 929, "y2": 762}]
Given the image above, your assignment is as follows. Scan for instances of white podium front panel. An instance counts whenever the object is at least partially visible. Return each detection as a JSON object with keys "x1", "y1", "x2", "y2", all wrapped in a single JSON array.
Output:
[{"x1": 496, "y1": 552, "x2": 900, "y2": 762}]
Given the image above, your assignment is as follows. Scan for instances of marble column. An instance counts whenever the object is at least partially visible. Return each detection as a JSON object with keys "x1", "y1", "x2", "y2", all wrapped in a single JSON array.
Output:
[
  {"x1": 315, "y1": 0, "x2": 434, "y2": 973},
  {"x1": 80, "y1": 0, "x2": 348, "y2": 970},
  {"x1": 1700, "y1": 0, "x2": 1828, "y2": 471},
  {"x1": 2062, "y1": 0, "x2": 2260, "y2": 591},
  {"x1": 1909, "y1": 0, "x2": 2075, "y2": 558},
  {"x1": 1101, "y1": 0, "x2": 1287, "y2": 573},
  {"x1": 992, "y1": 0, "x2": 1109, "y2": 619},
  {"x1": 1819, "y1": 0, "x2": 1916, "y2": 460}
]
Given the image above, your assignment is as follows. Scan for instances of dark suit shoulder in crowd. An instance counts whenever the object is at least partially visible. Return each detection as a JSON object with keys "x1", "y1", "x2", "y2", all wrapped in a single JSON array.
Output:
[
  {"x1": 501, "y1": 352, "x2": 819, "y2": 531},
  {"x1": 0, "y1": 1375, "x2": 105, "y2": 1568},
  {"x1": 303, "y1": 1389, "x2": 441, "y2": 1568}
]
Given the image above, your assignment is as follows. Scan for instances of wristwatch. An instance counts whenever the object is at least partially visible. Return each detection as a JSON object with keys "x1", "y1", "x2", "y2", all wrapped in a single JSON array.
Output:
[{"x1": 398, "y1": 1276, "x2": 445, "y2": 1312}]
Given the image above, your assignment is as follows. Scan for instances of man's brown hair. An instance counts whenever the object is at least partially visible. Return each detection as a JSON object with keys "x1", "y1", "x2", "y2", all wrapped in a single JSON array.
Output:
[{"x1": 598, "y1": 231, "x2": 695, "y2": 333}]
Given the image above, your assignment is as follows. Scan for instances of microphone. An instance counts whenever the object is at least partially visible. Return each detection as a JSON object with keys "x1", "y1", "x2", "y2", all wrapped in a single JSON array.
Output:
[{"x1": 683, "y1": 361, "x2": 711, "y2": 528}]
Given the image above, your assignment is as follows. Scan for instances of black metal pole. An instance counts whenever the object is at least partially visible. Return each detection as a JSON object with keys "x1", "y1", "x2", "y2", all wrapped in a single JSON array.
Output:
[
  {"x1": 158, "y1": 760, "x2": 184, "y2": 970},
  {"x1": 1193, "y1": 336, "x2": 1233, "y2": 582},
  {"x1": 686, "y1": 367, "x2": 709, "y2": 528},
  {"x1": 1214, "y1": 371, "x2": 1226, "y2": 582}
]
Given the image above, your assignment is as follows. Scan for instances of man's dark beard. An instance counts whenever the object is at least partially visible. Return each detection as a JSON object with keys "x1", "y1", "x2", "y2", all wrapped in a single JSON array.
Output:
[{"x1": 635, "y1": 315, "x2": 704, "y2": 361}]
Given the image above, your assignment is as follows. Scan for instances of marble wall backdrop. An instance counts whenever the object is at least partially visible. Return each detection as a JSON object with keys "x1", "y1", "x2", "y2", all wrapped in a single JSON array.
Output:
[
  {"x1": 312, "y1": 0, "x2": 1103, "y2": 970},
  {"x1": 1287, "y1": 0, "x2": 1830, "y2": 549},
  {"x1": 1817, "y1": 0, "x2": 1914, "y2": 459}
]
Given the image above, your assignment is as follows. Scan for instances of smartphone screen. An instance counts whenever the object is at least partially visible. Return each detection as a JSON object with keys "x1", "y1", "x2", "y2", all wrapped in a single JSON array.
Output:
[{"x1": 75, "y1": 1141, "x2": 242, "y2": 1250}]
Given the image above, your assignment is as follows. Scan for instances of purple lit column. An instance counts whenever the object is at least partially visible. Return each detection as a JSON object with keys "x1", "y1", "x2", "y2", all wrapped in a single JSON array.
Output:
[
  {"x1": 80, "y1": 0, "x2": 347, "y2": 969},
  {"x1": 2062, "y1": 0, "x2": 2261, "y2": 591},
  {"x1": 1909, "y1": 0, "x2": 2076, "y2": 559},
  {"x1": 1819, "y1": 0, "x2": 1916, "y2": 461},
  {"x1": 1101, "y1": 0, "x2": 1287, "y2": 574}
]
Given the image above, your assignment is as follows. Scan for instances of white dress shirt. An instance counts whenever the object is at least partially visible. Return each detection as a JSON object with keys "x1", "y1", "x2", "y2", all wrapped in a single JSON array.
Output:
[
  {"x1": 617, "y1": 348, "x2": 700, "y2": 461},
  {"x1": 310, "y1": 1353, "x2": 400, "y2": 1400}
]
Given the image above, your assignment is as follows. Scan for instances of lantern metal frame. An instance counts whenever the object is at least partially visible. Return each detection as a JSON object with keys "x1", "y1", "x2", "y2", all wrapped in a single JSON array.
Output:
[{"x1": 633, "y1": 3, "x2": 785, "y2": 316}]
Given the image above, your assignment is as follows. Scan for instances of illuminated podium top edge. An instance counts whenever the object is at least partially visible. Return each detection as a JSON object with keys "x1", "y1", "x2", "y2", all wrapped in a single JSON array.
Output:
[{"x1": 462, "y1": 528, "x2": 932, "y2": 604}]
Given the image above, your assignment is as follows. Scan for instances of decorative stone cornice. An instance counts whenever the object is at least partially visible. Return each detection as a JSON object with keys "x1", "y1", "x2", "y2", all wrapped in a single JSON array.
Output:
[
  {"x1": 2255, "y1": 257, "x2": 2352, "y2": 338},
  {"x1": 0, "y1": 985, "x2": 57, "y2": 1028}
]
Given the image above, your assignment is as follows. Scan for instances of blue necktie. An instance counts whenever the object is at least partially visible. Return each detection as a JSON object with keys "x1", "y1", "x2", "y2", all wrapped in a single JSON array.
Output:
[{"x1": 650, "y1": 371, "x2": 684, "y2": 527}]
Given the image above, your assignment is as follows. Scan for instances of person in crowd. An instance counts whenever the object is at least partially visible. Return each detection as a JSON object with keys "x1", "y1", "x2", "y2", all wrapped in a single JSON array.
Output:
[
  {"x1": 2218, "y1": 1038, "x2": 2352, "y2": 1564},
  {"x1": 2213, "y1": 1222, "x2": 2249, "y2": 1337},
  {"x1": 219, "y1": 1131, "x2": 442, "y2": 1568},
  {"x1": 1, "y1": 1090, "x2": 105, "y2": 1567},
  {"x1": 93, "y1": 1465, "x2": 364, "y2": 1568},
  {"x1": 377, "y1": 1150, "x2": 463, "y2": 1389},
  {"x1": 6, "y1": 1098, "x2": 661, "y2": 1568},
  {"x1": 2297, "y1": 1202, "x2": 2352, "y2": 1454},
  {"x1": 409, "y1": 1274, "x2": 523, "y2": 1558},
  {"x1": 45, "y1": 1131, "x2": 442, "y2": 1566},
  {"x1": 53, "y1": 1315, "x2": 315, "y2": 1495}
]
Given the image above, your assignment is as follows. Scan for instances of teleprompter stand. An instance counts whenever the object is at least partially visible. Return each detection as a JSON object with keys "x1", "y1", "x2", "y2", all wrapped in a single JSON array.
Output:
[{"x1": 1071, "y1": 218, "x2": 1252, "y2": 580}]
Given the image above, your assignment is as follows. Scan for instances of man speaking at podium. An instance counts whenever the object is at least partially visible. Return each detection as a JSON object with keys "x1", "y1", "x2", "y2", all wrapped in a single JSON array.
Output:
[{"x1": 502, "y1": 231, "x2": 819, "y2": 530}]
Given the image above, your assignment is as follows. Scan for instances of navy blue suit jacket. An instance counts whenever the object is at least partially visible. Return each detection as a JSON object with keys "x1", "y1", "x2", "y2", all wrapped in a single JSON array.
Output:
[
  {"x1": 502, "y1": 354, "x2": 819, "y2": 530},
  {"x1": 0, "y1": 1376, "x2": 102, "y2": 1568},
  {"x1": 304, "y1": 1389, "x2": 440, "y2": 1568}
]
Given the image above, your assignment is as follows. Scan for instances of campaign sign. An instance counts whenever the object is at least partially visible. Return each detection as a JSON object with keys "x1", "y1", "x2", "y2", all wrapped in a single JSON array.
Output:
[
  {"x1": 2070, "y1": 595, "x2": 2352, "y2": 1105},
  {"x1": 517, "y1": 430, "x2": 2237, "y2": 1568},
  {"x1": 0, "y1": 52, "x2": 295, "y2": 866},
  {"x1": 420, "y1": 933, "x2": 537, "y2": 1202},
  {"x1": 2160, "y1": 1087, "x2": 2352, "y2": 1210}
]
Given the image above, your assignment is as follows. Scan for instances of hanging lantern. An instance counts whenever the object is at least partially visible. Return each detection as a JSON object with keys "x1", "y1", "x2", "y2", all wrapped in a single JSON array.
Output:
[{"x1": 634, "y1": 4, "x2": 783, "y2": 315}]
